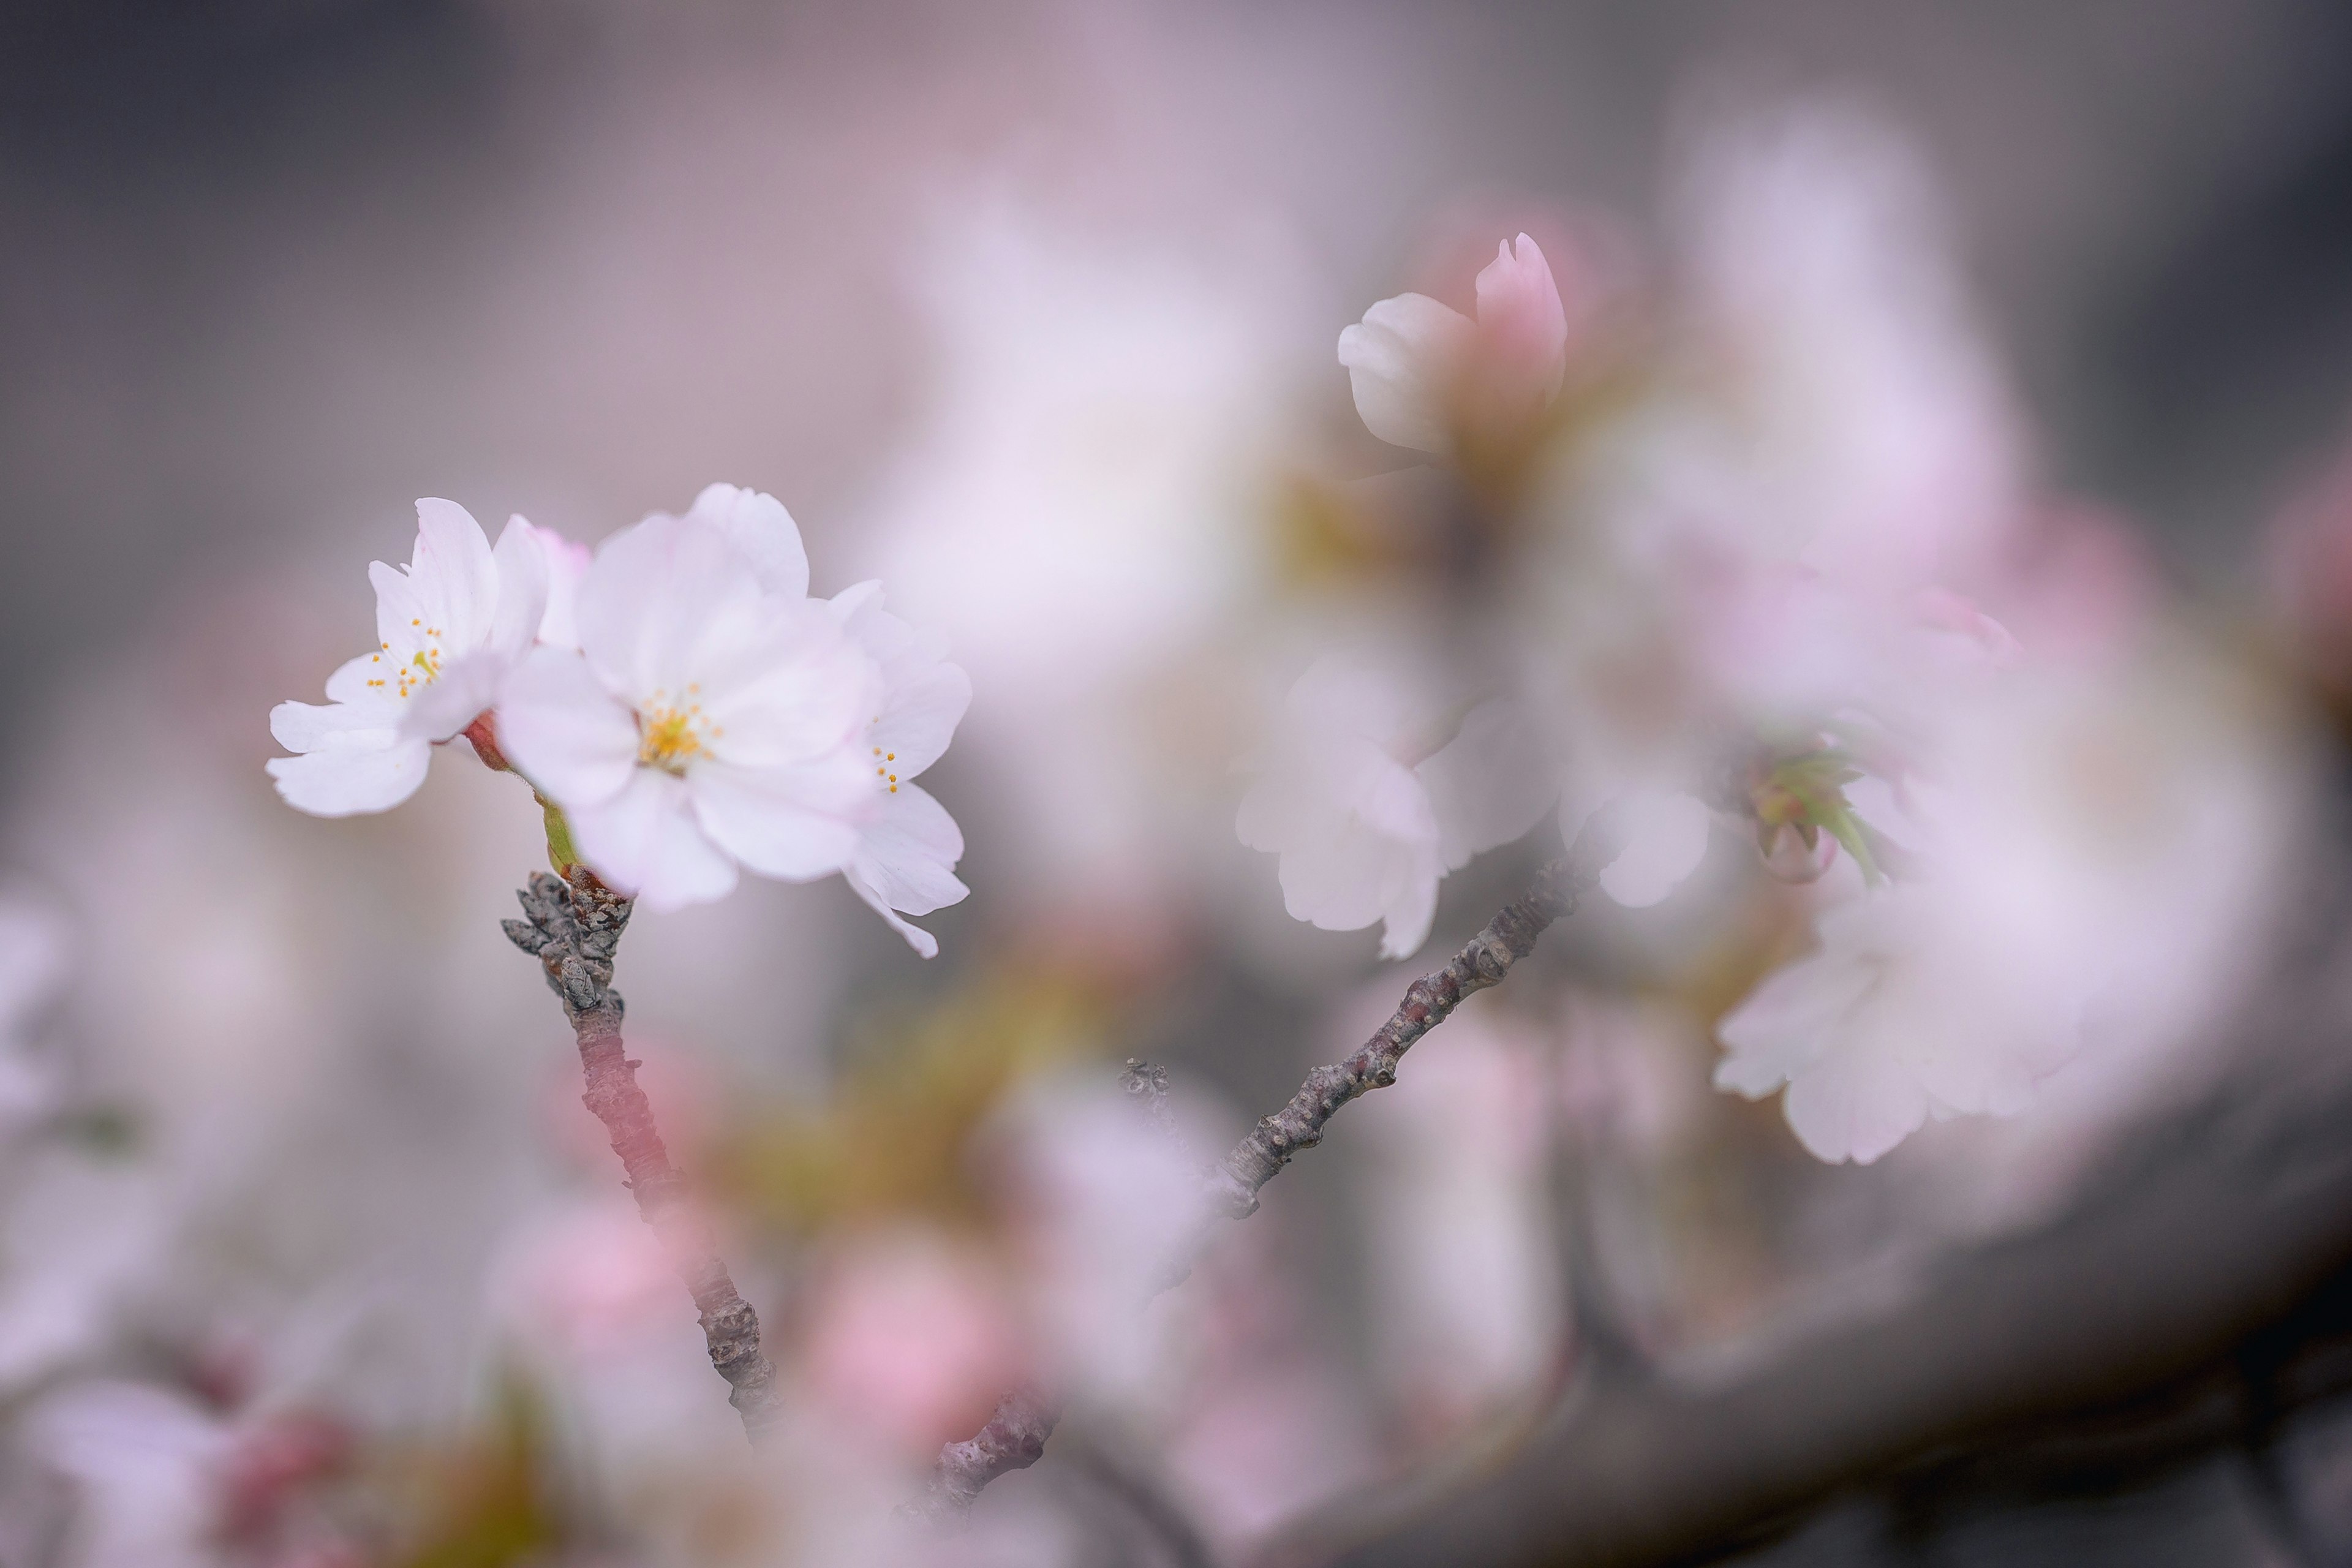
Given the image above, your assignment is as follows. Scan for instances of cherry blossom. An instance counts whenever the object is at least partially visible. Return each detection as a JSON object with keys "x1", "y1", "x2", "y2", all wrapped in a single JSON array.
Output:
[
  {"x1": 1338, "y1": 233, "x2": 1569, "y2": 454},
  {"x1": 266, "y1": 500, "x2": 557, "y2": 816},
  {"x1": 499, "y1": 486, "x2": 971, "y2": 944},
  {"x1": 497, "y1": 502, "x2": 879, "y2": 912},
  {"x1": 829, "y1": 582, "x2": 973, "y2": 957},
  {"x1": 1715, "y1": 884, "x2": 2083, "y2": 1164},
  {"x1": 1237, "y1": 658, "x2": 1552, "y2": 959},
  {"x1": 1714, "y1": 644, "x2": 2294, "y2": 1164}
]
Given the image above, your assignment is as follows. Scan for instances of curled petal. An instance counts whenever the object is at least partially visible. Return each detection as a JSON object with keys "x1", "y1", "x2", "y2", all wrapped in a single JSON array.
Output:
[
  {"x1": 852, "y1": 783, "x2": 969, "y2": 917},
  {"x1": 1472, "y1": 233, "x2": 1570, "y2": 413},
  {"x1": 1337, "y1": 292, "x2": 1474, "y2": 453}
]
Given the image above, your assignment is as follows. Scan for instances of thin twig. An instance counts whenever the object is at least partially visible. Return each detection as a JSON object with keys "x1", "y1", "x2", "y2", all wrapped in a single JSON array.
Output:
[
  {"x1": 503, "y1": 867, "x2": 782, "y2": 1439},
  {"x1": 916, "y1": 810, "x2": 1627, "y2": 1518}
]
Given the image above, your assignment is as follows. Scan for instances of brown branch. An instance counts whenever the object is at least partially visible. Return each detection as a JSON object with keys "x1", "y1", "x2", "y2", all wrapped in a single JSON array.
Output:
[
  {"x1": 916, "y1": 810, "x2": 1628, "y2": 1519},
  {"x1": 503, "y1": 867, "x2": 782, "y2": 1439}
]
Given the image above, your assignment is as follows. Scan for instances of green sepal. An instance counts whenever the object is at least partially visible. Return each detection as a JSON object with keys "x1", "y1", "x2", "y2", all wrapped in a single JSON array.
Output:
[{"x1": 539, "y1": 797, "x2": 580, "y2": 873}]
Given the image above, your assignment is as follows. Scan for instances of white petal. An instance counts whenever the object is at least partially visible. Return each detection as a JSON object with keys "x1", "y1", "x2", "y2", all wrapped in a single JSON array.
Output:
[
  {"x1": 1713, "y1": 943, "x2": 1878, "y2": 1096},
  {"x1": 852, "y1": 783, "x2": 969, "y2": 916},
  {"x1": 1337, "y1": 292, "x2": 1474, "y2": 453},
  {"x1": 869, "y1": 662, "x2": 970, "y2": 781},
  {"x1": 265, "y1": 729, "x2": 432, "y2": 816},
  {"x1": 834, "y1": 586, "x2": 970, "y2": 779},
  {"x1": 685, "y1": 482, "x2": 810, "y2": 600},
  {"x1": 271, "y1": 696, "x2": 390, "y2": 753},
  {"x1": 568, "y1": 769, "x2": 739, "y2": 910},
  {"x1": 370, "y1": 558, "x2": 432, "y2": 662},
  {"x1": 1472, "y1": 233, "x2": 1570, "y2": 411},
  {"x1": 399, "y1": 649, "x2": 503, "y2": 742},
  {"x1": 845, "y1": 865, "x2": 942, "y2": 957},
  {"x1": 1417, "y1": 698, "x2": 1556, "y2": 870},
  {"x1": 489, "y1": 514, "x2": 554, "y2": 662},
  {"x1": 1378, "y1": 854, "x2": 1441, "y2": 960},
  {"x1": 320, "y1": 650, "x2": 401, "y2": 709},
  {"x1": 687, "y1": 760, "x2": 865, "y2": 883},
  {"x1": 1781, "y1": 1039, "x2": 1931, "y2": 1165},
  {"x1": 1596, "y1": 792, "x2": 1711, "y2": 907},
  {"x1": 513, "y1": 517, "x2": 591, "y2": 650},
  {"x1": 578, "y1": 513, "x2": 764, "y2": 704},
  {"x1": 694, "y1": 602, "x2": 880, "y2": 773},
  {"x1": 407, "y1": 498, "x2": 500, "y2": 648},
  {"x1": 496, "y1": 647, "x2": 640, "y2": 806}
]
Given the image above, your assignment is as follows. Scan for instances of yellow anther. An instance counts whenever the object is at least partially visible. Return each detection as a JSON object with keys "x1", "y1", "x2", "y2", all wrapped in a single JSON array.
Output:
[{"x1": 636, "y1": 706, "x2": 703, "y2": 775}]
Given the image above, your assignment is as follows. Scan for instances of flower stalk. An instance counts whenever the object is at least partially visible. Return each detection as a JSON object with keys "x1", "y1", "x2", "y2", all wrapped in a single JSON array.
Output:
[{"x1": 502, "y1": 868, "x2": 782, "y2": 1439}]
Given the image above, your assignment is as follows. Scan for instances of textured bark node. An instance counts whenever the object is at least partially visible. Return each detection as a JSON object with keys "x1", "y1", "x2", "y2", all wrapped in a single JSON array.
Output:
[
  {"x1": 919, "y1": 810, "x2": 1627, "y2": 1517},
  {"x1": 503, "y1": 867, "x2": 782, "y2": 1439}
]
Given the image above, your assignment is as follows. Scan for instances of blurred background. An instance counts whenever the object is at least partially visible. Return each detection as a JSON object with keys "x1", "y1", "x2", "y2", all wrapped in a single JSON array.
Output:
[{"x1": 9, "y1": 2, "x2": 2352, "y2": 1565}]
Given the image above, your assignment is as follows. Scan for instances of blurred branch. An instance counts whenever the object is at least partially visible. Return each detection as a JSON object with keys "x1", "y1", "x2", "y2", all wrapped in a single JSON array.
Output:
[
  {"x1": 1261, "y1": 840, "x2": 2352, "y2": 1568},
  {"x1": 502, "y1": 868, "x2": 782, "y2": 1440},
  {"x1": 915, "y1": 810, "x2": 1629, "y2": 1521}
]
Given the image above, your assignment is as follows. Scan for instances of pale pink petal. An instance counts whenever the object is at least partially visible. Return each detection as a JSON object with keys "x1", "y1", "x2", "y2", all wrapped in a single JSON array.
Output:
[
  {"x1": 1337, "y1": 292, "x2": 1474, "y2": 453},
  {"x1": 399, "y1": 649, "x2": 505, "y2": 742},
  {"x1": 1781, "y1": 1038, "x2": 1931, "y2": 1165},
  {"x1": 834, "y1": 587, "x2": 971, "y2": 779},
  {"x1": 407, "y1": 498, "x2": 499, "y2": 648},
  {"x1": 697, "y1": 603, "x2": 880, "y2": 773},
  {"x1": 1713, "y1": 944, "x2": 1878, "y2": 1097},
  {"x1": 1378, "y1": 857, "x2": 1440, "y2": 960},
  {"x1": 496, "y1": 647, "x2": 640, "y2": 807},
  {"x1": 845, "y1": 869, "x2": 943, "y2": 959},
  {"x1": 1417, "y1": 698, "x2": 1556, "y2": 869},
  {"x1": 684, "y1": 482, "x2": 810, "y2": 600},
  {"x1": 867, "y1": 662, "x2": 970, "y2": 782},
  {"x1": 567, "y1": 769, "x2": 739, "y2": 910},
  {"x1": 1471, "y1": 233, "x2": 1569, "y2": 413},
  {"x1": 489, "y1": 515, "x2": 554, "y2": 662},
  {"x1": 687, "y1": 761, "x2": 865, "y2": 883},
  {"x1": 852, "y1": 783, "x2": 969, "y2": 916},
  {"x1": 1594, "y1": 792, "x2": 1711, "y2": 908},
  {"x1": 369, "y1": 560, "x2": 431, "y2": 662},
  {"x1": 576, "y1": 513, "x2": 763, "y2": 703}
]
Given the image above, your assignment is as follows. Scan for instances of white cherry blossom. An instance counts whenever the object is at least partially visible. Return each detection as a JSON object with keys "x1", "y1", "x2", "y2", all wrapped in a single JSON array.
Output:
[
  {"x1": 1238, "y1": 658, "x2": 1553, "y2": 960},
  {"x1": 829, "y1": 582, "x2": 973, "y2": 956},
  {"x1": 1338, "y1": 233, "x2": 1569, "y2": 454},
  {"x1": 266, "y1": 500, "x2": 556, "y2": 816},
  {"x1": 1716, "y1": 884, "x2": 2082, "y2": 1165},
  {"x1": 497, "y1": 504, "x2": 881, "y2": 913},
  {"x1": 1714, "y1": 643, "x2": 2294, "y2": 1164}
]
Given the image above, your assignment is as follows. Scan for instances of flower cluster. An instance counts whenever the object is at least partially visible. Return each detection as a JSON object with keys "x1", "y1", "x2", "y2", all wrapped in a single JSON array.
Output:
[
  {"x1": 1241, "y1": 107, "x2": 2288, "y2": 1166},
  {"x1": 269, "y1": 484, "x2": 970, "y2": 953}
]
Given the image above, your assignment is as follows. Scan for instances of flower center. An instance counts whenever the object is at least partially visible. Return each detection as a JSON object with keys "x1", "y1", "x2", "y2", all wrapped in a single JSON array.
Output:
[
  {"x1": 636, "y1": 690, "x2": 712, "y2": 775},
  {"x1": 361, "y1": 620, "x2": 447, "y2": 699}
]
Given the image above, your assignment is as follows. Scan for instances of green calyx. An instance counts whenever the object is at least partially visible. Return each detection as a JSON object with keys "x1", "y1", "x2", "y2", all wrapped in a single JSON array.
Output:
[
  {"x1": 539, "y1": 797, "x2": 580, "y2": 874},
  {"x1": 1751, "y1": 748, "x2": 1890, "y2": 887}
]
